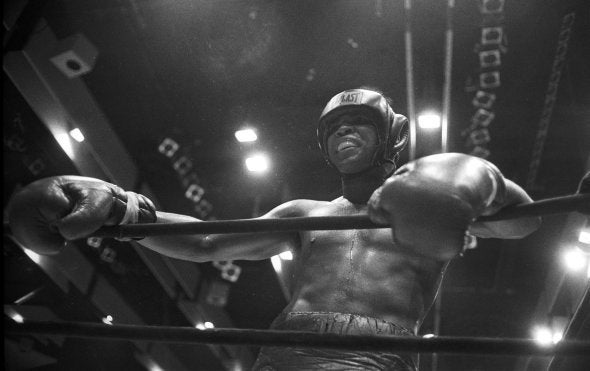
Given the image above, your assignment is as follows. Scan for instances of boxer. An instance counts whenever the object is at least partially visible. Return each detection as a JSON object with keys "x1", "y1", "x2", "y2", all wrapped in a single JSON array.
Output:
[{"x1": 8, "y1": 88, "x2": 541, "y2": 370}]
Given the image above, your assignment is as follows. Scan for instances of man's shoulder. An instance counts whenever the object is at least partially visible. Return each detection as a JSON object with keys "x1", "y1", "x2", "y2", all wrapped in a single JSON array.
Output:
[{"x1": 266, "y1": 199, "x2": 333, "y2": 218}]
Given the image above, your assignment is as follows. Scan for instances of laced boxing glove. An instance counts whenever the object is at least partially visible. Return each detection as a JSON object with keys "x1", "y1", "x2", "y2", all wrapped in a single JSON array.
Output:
[
  {"x1": 368, "y1": 153, "x2": 506, "y2": 260},
  {"x1": 7, "y1": 176, "x2": 157, "y2": 255}
]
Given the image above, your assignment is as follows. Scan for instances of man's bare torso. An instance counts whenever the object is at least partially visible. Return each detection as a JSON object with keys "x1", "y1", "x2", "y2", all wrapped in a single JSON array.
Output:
[{"x1": 279, "y1": 198, "x2": 447, "y2": 333}]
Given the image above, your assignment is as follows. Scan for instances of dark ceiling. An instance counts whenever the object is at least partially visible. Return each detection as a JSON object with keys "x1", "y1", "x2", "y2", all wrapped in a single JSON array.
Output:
[{"x1": 3, "y1": 0, "x2": 590, "y2": 371}]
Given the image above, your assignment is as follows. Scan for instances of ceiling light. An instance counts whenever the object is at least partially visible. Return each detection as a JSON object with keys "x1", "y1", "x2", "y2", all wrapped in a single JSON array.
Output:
[
  {"x1": 102, "y1": 315, "x2": 113, "y2": 325},
  {"x1": 417, "y1": 113, "x2": 441, "y2": 129},
  {"x1": 69, "y1": 128, "x2": 85, "y2": 142},
  {"x1": 195, "y1": 323, "x2": 206, "y2": 330},
  {"x1": 471, "y1": 109, "x2": 495, "y2": 127},
  {"x1": 479, "y1": 0, "x2": 505, "y2": 14},
  {"x1": 185, "y1": 183, "x2": 205, "y2": 202},
  {"x1": 55, "y1": 133, "x2": 74, "y2": 158},
  {"x1": 563, "y1": 247, "x2": 587, "y2": 272},
  {"x1": 23, "y1": 248, "x2": 42, "y2": 265},
  {"x1": 472, "y1": 91, "x2": 496, "y2": 109},
  {"x1": 204, "y1": 321, "x2": 215, "y2": 329},
  {"x1": 158, "y1": 137, "x2": 179, "y2": 158},
  {"x1": 271, "y1": 255, "x2": 282, "y2": 273},
  {"x1": 532, "y1": 326, "x2": 553, "y2": 346},
  {"x1": 9, "y1": 312, "x2": 24, "y2": 323},
  {"x1": 279, "y1": 251, "x2": 293, "y2": 260},
  {"x1": 235, "y1": 129, "x2": 257, "y2": 142},
  {"x1": 479, "y1": 71, "x2": 501, "y2": 89},
  {"x1": 479, "y1": 49, "x2": 501, "y2": 68},
  {"x1": 245, "y1": 154, "x2": 269, "y2": 173},
  {"x1": 552, "y1": 331, "x2": 563, "y2": 344},
  {"x1": 481, "y1": 27, "x2": 503, "y2": 45},
  {"x1": 579, "y1": 229, "x2": 590, "y2": 244}
]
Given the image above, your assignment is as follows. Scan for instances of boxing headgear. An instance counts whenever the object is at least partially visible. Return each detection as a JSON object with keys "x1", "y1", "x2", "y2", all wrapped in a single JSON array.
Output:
[{"x1": 317, "y1": 89, "x2": 409, "y2": 169}]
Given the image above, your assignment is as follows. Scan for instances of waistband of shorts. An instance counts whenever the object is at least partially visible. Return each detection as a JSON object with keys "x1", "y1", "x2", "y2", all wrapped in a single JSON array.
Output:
[{"x1": 272, "y1": 311, "x2": 415, "y2": 336}]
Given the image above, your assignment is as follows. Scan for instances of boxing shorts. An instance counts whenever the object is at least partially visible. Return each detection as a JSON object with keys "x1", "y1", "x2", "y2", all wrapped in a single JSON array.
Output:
[{"x1": 251, "y1": 311, "x2": 418, "y2": 371}]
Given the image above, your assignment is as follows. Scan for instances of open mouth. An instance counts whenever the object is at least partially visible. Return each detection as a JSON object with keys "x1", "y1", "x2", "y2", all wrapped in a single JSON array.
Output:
[{"x1": 337, "y1": 141, "x2": 359, "y2": 152}]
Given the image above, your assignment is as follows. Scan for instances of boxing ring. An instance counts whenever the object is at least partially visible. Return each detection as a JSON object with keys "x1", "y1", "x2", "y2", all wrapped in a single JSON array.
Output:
[
  {"x1": 4, "y1": 320, "x2": 590, "y2": 357},
  {"x1": 91, "y1": 193, "x2": 589, "y2": 239},
  {"x1": 5, "y1": 191, "x2": 590, "y2": 361}
]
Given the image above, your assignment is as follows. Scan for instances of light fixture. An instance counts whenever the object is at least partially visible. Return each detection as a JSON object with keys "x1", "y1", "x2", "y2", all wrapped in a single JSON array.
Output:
[
  {"x1": 195, "y1": 323, "x2": 206, "y2": 330},
  {"x1": 579, "y1": 229, "x2": 590, "y2": 244},
  {"x1": 173, "y1": 156, "x2": 193, "y2": 176},
  {"x1": 102, "y1": 315, "x2": 113, "y2": 325},
  {"x1": 417, "y1": 113, "x2": 441, "y2": 129},
  {"x1": 49, "y1": 33, "x2": 98, "y2": 79},
  {"x1": 69, "y1": 128, "x2": 85, "y2": 142},
  {"x1": 472, "y1": 91, "x2": 496, "y2": 109},
  {"x1": 245, "y1": 154, "x2": 270, "y2": 173},
  {"x1": 279, "y1": 251, "x2": 293, "y2": 260},
  {"x1": 194, "y1": 199, "x2": 213, "y2": 218},
  {"x1": 23, "y1": 248, "x2": 42, "y2": 265},
  {"x1": 86, "y1": 237, "x2": 102, "y2": 248},
  {"x1": 271, "y1": 255, "x2": 282, "y2": 273},
  {"x1": 158, "y1": 137, "x2": 179, "y2": 158},
  {"x1": 479, "y1": 71, "x2": 501, "y2": 89},
  {"x1": 563, "y1": 247, "x2": 587, "y2": 272},
  {"x1": 471, "y1": 108, "x2": 495, "y2": 128},
  {"x1": 481, "y1": 27, "x2": 503, "y2": 45},
  {"x1": 479, "y1": 49, "x2": 501, "y2": 68},
  {"x1": 221, "y1": 263, "x2": 242, "y2": 282},
  {"x1": 185, "y1": 184, "x2": 205, "y2": 203},
  {"x1": 532, "y1": 325, "x2": 553, "y2": 346},
  {"x1": 8, "y1": 311, "x2": 24, "y2": 323},
  {"x1": 55, "y1": 132, "x2": 75, "y2": 158},
  {"x1": 468, "y1": 128, "x2": 491, "y2": 146},
  {"x1": 235, "y1": 129, "x2": 258, "y2": 142},
  {"x1": 204, "y1": 321, "x2": 215, "y2": 329},
  {"x1": 479, "y1": 0, "x2": 505, "y2": 14}
]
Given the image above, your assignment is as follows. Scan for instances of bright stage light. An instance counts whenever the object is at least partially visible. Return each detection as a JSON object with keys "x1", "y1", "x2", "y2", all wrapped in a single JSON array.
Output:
[
  {"x1": 69, "y1": 128, "x2": 85, "y2": 142},
  {"x1": 10, "y1": 313, "x2": 24, "y2": 323},
  {"x1": 579, "y1": 229, "x2": 590, "y2": 244},
  {"x1": 195, "y1": 323, "x2": 206, "y2": 330},
  {"x1": 245, "y1": 154, "x2": 269, "y2": 173},
  {"x1": 563, "y1": 247, "x2": 587, "y2": 272},
  {"x1": 271, "y1": 255, "x2": 282, "y2": 273},
  {"x1": 532, "y1": 326, "x2": 553, "y2": 346},
  {"x1": 235, "y1": 129, "x2": 258, "y2": 142},
  {"x1": 417, "y1": 113, "x2": 441, "y2": 129},
  {"x1": 102, "y1": 315, "x2": 113, "y2": 325},
  {"x1": 279, "y1": 251, "x2": 293, "y2": 260},
  {"x1": 56, "y1": 133, "x2": 75, "y2": 158},
  {"x1": 23, "y1": 248, "x2": 42, "y2": 265}
]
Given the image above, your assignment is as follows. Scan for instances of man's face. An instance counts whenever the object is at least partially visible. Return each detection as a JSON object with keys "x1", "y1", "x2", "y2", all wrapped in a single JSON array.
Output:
[{"x1": 326, "y1": 113, "x2": 379, "y2": 174}]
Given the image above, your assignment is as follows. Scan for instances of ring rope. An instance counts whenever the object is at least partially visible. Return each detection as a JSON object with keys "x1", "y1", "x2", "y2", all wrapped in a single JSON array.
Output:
[
  {"x1": 5, "y1": 320, "x2": 590, "y2": 356},
  {"x1": 91, "y1": 193, "x2": 589, "y2": 239}
]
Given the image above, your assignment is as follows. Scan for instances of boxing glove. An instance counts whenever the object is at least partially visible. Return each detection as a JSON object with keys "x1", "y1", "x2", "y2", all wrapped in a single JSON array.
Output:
[
  {"x1": 7, "y1": 176, "x2": 157, "y2": 255},
  {"x1": 368, "y1": 153, "x2": 505, "y2": 260}
]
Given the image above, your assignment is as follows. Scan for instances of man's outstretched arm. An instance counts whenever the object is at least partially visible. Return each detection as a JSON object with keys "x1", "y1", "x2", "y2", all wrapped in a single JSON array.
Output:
[
  {"x1": 139, "y1": 202, "x2": 303, "y2": 262},
  {"x1": 7, "y1": 175, "x2": 300, "y2": 262},
  {"x1": 367, "y1": 153, "x2": 541, "y2": 261},
  {"x1": 468, "y1": 178, "x2": 541, "y2": 239}
]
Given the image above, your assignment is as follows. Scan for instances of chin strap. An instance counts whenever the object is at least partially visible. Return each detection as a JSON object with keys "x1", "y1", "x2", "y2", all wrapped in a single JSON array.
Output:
[{"x1": 341, "y1": 164, "x2": 394, "y2": 204}]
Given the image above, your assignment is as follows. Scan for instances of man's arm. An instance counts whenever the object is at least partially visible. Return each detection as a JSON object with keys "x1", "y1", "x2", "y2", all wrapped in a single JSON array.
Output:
[
  {"x1": 468, "y1": 178, "x2": 541, "y2": 239},
  {"x1": 7, "y1": 175, "x2": 303, "y2": 262},
  {"x1": 139, "y1": 201, "x2": 304, "y2": 262},
  {"x1": 368, "y1": 153, "x2": 541, "y2": 261}
]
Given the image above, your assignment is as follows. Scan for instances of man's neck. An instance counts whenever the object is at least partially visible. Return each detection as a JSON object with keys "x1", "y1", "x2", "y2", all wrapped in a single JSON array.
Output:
[{"x1": 341, "y1": 165, "x2": 391, "y2": 204}]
